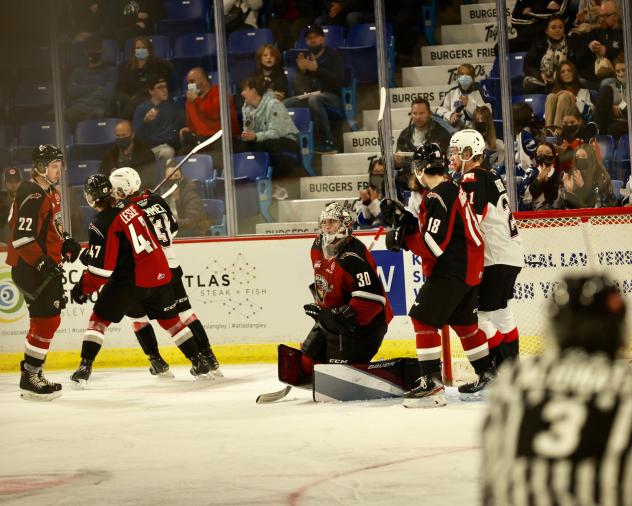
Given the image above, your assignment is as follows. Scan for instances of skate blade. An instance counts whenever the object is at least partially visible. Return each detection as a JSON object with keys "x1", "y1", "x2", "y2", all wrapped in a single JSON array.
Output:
[
  {"x1": 20, "y1": 389, "x2": 62, "y2": 401},
  {"x1": 70, "y1": 379, "x2": 88, "y2": 390},
  {"x1": 151, "y1": 369, "x2": 175, "y2": 379},
  {"x1": 211, "y1": 368, "x2": 224, "y2": 378},
  {"x1": 458, "y1": 391, "x2": 487, "y2": 402},
  {"x1": 403, "y1": 394, "x2": 447, "y2": 409},
  {"x1": 193, "y1": 372, "x2": 214, "y2": 380}
]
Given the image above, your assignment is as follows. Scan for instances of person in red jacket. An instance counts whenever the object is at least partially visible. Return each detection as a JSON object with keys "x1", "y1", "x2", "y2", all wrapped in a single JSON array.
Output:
[
  {"x1": 6, "y1": 145, "x2": 81, "y2": 401},
  {"x1": 178, "y1": 67, "x2": 239, "y2": 171}
]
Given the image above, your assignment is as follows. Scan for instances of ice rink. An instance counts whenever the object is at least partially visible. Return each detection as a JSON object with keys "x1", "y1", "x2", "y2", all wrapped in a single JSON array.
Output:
[{"x1": 0, "y1": 364, "x2": 485, "y2": 505}]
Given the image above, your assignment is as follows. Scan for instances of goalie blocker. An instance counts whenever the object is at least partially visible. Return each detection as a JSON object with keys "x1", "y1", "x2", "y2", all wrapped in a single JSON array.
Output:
[{"x1": 277, "y1": 344, "x2": 419, "y2": 402}]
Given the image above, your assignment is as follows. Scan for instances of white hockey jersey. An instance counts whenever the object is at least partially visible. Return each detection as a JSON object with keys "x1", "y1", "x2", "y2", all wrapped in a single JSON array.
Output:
[{"x1": 460, "y1": 167, "x2": 524, "y2": 268}]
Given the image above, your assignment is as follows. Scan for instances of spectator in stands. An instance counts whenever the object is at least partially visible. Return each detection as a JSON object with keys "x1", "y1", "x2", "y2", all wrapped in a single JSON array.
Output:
[
  {"x1": 472, "y1": 106, "x2": 505, "y2": 173},
  {"x1": 594, "y1": 52, "x2": 628, "y2": 138},
  {"x1": 571, "y1": 0, "x2": 608, "y2": 34},
  {"x1": 620, "y1": 173, "x2": 632, "y2": 206},
  {"x1": 356, "y1": 156, "x2": 384, "y2": 228},
  {"x1": 513, "y1": 102, "x2": 541, "y2": 174},
  {"x1": 315, "y1": 1, "x2": 374, "y2": 30},
  {"x1": 519, "y1": 141, "x2": 563, "y2": 210},
  {"x1": 436, "y1": 64, "x2": 492, "y2": 131},
  {"x1": 523, "y1": 15, "x2": 571, "y2": 94},
  {"x1": 107, "y1": 0, "x2": 165, "y2": 43},
  {"x1": 70, "y1": 1, "x2": 110, "y2": 42},
  {"x1": 509, "y1": 0, "x2": 568, "y2": 53},
  {"x1": 224, "y1": 0, "x2": 263, "y2": 32},
  {"x1": 544, "y1": 61, "x2": 594, "y2": 136},
  {"x1": 556, "y1": 106, "x2": 599, "y2": 171},
  {"x1": 395, "y1": 98, "x2": 451, "y2": 174},
  {"x1": 253, "y1": 44, "x2": 289, "y2": 101},
  {"x1": 238, "y1": 75, "x2": 305, "y2": 199},
  {"x1": 100, "y1": 120, "x2": 157, "y2": 187},
  {"x1": 117, "y1": 35, "x2": 174, "y2": 119},
  {"x1": 573, "y1": 0, "x2": 623, "y2": 87},
  {"x1": 0, "y1": 168, "x2": 22, "y2": 243},
  {"x1": 559, "y1": 143, "x2": 617, "y2": 208},
  {"x1": 133, "y1": 75, "x2": 184, "y2": 162},
  {"x1": 66, "y1": 37, "x2": 118, "y2": 125},
  {"x1": 162, "y1": 160, "x2": 210, "y2": 237},
  {"x1": 283, "y1": 24, "x2": 344, "y2": 154},
  {"x1": 268, "y1": 0, "x2": 323, "y2": 51}
]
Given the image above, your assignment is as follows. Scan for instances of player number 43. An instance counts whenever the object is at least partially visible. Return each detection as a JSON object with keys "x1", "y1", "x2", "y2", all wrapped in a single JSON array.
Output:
[{"x1": 129, "y1": 217, "x2": 157, "y2": 254}]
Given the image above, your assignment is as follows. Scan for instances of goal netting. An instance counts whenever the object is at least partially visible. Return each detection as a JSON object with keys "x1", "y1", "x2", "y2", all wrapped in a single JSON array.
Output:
[{"x1": 445, "y1": 208, "x2": 632, "y2": 383}]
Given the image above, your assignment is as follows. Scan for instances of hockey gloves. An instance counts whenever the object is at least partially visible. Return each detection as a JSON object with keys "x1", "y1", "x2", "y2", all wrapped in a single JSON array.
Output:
[
  {"x1": 303, "y1": 303, "x2": 321, "y2": 321},
  {"x1": 380, "y1": 199, "x2": 405, "y2": 227},
  {"x1": 35, "y1": 256, "x2": 63, "y2": 279},
  {"x1": 386, "y1": 227, "x2": 407, "y2": 252},
  {"x1": 319, "y1": 305, "x2": 357, "y2": 335},
  {"x1": 61, "y1": 233, "x2": 81, "y2": 262},
  {"x1": 71, "y1": 282, "x2": 88, "y2": 305},
  {"x1": 79, "y1": 247, "x2": 91, "y2": 266}
]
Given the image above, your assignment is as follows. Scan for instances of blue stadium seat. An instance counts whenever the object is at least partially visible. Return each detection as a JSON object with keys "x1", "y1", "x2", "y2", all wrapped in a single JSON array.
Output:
[
  {"x1": 611, "y1": 179, "x2": 624, "y2": 201},
  {"x1": 511, "y1": 94, "x2": 546, "y2": 120},
  {"x1": 595, "y1": 134, "x2": 615, "y2": 171},
  {"x1": 201, "y1": 198, "x2": 226, "y2": 235},
  {"x1": 613, "y1": 134, "x2": 631, "y2": 181},
  {"x1": 68, "y1": 160, "x2": 101, "y2": 186},
  {"x1": 13, "y1": 122, "x2": 66, "y2": 163},
  {"x1": 123, "y1": 35, "x2": 170, "y2": 61},
  {"x1": 158, "y1": 0, "x2": 209, "y2": 42},
  {"x1": 340, "y1": 23, "x2": 395, "y2": 86},
  {"x1": 170, "y1": 154, "x2": 213, "y2": 182},
  {"x1": 227, "y1": 28, "x2": 274, "y2": 55},
  {"x1": 491, "y1": 52, "x2": 527, "y2": 94},
  {"x1": 69, "y1": 39, "x2": 119, "y2": 67},
  {"x1": 296, "y1": 25, "x2": 345, "y2": 49},
  {"x1": 11, "y1": 82, "x2": 54, "y2": 122},
  {"x1": 173, "y1": 33, "x2": 217, "y2": 75},
  {"x1": 71, "y1": 118, "x2": 120, "y2": 161},
  {"x1": 287, "y1": 108, "x2": 314, "y2": 176}
]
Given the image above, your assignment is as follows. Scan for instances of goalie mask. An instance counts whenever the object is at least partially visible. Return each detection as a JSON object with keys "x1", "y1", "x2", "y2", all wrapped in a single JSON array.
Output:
[
  {"x1": 412, "y1": 143, "x2": 446, "y2": 185},
  {"x1": 550, "y1": 274, "x2": 627, "y2": 358},
  {"x1": 319, "y1": 202, "x2": 355, "y2": 257},
  {"x1": 84, "y1": 173, "x2": 113, "y2": 208},
  {"x1": 109, "y1": 167, "x2": 141, "y2": 200},
  {"x1": 32, "y1": 144, "x2": 64, "y2": 185},
  {"x1": 448, "y1": 129, "x2": 485, "y2": 172}
]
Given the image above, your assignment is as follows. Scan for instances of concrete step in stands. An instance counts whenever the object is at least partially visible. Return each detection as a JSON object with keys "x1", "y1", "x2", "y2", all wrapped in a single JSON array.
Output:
[
  {"x1": 278, "y1": 197, "x2": 356, "y2": 223},
  {"x1": 460, "y1": 2, "x2": 515, "y2": 25},
  {"x1": 343, "y1": 129, "x2": 402, "y2": 154},
  {"x1": 421, "y1": 42, "x2": 496, "y2": 66},
  {"x1": 321, "y1": 152, "x2": 379, "y2": 176},
  {"x1": 363, "y1": 108, "x2": 410, "y2": 131},
  {"x1": 300, "y1": 174, "x2": 368, "y2": 199},
  {"x1": 255, "y1": 221, "x2": 319, "y2": 235},
  {"x1": 402, "y1": 63, "x2": 492, "y2": 88},
  {"x1": 440, "y1": 22, "x2": 516, "y2": 45}
]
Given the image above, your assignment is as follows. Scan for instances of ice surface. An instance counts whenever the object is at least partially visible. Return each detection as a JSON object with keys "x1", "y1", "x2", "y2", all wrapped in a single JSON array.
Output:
[{"x1": 0, "y1": 364, "x2": 485, "y2": 505}]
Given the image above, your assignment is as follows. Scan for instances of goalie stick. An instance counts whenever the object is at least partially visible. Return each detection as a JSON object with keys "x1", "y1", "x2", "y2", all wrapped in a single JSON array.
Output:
[
  {"x1": 151, "y1": 129, "x2": 223, "y2": 194},
  {"x1": 255, "y1": 227, "x2": 385, "y2": 404}
]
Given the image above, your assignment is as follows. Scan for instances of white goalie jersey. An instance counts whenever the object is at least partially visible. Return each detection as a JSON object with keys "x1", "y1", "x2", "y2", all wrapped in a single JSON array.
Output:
[{"x1": 460, "y1": 167, "x2": 524, "y2": 268}]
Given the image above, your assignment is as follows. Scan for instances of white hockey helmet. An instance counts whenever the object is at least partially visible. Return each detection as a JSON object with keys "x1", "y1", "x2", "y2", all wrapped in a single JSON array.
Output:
[
  {"x1": 449, "y1": 129, "x2": 486, "y2": 160},
  {"x1": 109, "y1": 167, "x2": 141, "y2": 200},
  {"x1": 319, "y1": 202, "x2": 355, "y2": 250}
]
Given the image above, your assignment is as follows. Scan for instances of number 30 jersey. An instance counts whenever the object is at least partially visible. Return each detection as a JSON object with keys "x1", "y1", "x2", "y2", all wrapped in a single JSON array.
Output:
[
  {"x1": 81, "y1": 203, "x2": 172, "y2": 294},
  {"x1": 481, "y1": 350, "x2": 632, "y2": 505},
  {"x1": 460, "y1": 168, "x2": 524, "y2": 268}
]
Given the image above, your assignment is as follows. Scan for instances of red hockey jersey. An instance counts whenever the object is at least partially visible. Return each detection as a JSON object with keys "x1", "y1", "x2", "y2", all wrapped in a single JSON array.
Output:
[
  {"x1": 310, "y1": 236, "x2": 393, "y2": 326},
  {"x1": 6, "y1": 181, "x2": 63, "y2": 267}
]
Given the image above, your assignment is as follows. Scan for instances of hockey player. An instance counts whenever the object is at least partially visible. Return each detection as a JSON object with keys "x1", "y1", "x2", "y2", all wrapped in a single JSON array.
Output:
[
  {"x1": 449, "y1": 129, "x2": 524, "y2": 371},
  {"x1": 481, "y1": 274, "x2": 630, "y2": 505},
  {"x1": 382, "y1": 143, "x2": 493, "y2": 407},
  {"x1": 296, "y1": 202, "x2": 393, "y2": 379},
  {"x1": 69, "y1": 174, "x2": 211, "y2": 386},
  {"x1": 7, "y1": 145, "x2": 81, "y2": 401},
  {"x1": 109, "y1": 166, "x2": 221, "y2": 377}
]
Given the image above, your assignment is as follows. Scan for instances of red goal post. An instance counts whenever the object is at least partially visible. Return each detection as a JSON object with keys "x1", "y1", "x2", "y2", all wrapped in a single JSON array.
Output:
[{"x1": 442, "y1": 207, "x2": 632, "y2": 385}]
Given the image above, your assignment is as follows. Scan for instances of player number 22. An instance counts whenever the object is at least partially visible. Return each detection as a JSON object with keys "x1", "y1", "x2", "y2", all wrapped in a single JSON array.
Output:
[{"x1": 356, "y1": 272, "x2": 371, "y2": 287}]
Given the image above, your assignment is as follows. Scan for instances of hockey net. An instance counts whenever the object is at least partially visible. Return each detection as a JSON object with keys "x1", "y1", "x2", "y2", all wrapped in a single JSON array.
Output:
[{"x1": 444, "y1": 207, "x2": 632, "y2": 384}]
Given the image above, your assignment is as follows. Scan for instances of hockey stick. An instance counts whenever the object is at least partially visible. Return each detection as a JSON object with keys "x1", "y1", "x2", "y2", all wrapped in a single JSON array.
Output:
[
  {"x1": 160, "y1": 183, "x2": 178, "y2": 199},
  {"x1": 376, "y1": 86, "x2": 397, "y2": 202},
  {"x1": 151, "y1": 129, "x2": 223, "y2": 194}
]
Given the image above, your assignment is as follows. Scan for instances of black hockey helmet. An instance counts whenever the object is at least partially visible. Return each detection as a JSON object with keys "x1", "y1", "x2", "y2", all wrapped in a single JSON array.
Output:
[
  {"x1": 84, "y1": 173, "x2": 112, "y2": 208},
  {"x1": 412, "y1": 142, "x2": 446, "y2": 177},
  {"x1": 32, "y1": 144, "x2": 64, "y2": 174},
  {"x1": 550, "y1": 274, "x2": 627, "y2": 358}
]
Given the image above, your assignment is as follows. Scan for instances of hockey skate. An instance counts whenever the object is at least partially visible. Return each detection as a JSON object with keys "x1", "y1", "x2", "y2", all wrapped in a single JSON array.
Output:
[
  {"x1": 403, "y1": 373, "x2": 447, "y2": 408},
  {"x1": 201, "y1": 347, "x2": 223, "y2": 377},
  {"x1": 70, "y1": 358, "x2": 93, "y2": 389},
  {"x1": 190, "y1": 353, "x2": 213, "y2": 380},
  {"x1": 458, "y1": 369, "x2": 495, "y2": 401},
  {"x1": 20, "y1": 361, "x2": 62, "y2": 401},
  {"x1": 148, "y1": 354, "x2": 174, "y2": 378}
]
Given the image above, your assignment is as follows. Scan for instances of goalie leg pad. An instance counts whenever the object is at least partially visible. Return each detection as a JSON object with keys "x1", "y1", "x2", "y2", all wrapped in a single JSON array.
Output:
[{"x1": 278, "y1": 344, "x2": 312, "y2": 386}]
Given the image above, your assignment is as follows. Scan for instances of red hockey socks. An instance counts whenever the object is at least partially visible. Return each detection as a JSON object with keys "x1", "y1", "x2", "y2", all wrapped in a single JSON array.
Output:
[
  {"x1": 81, "y1": 313, "x2": 111, "y2": 361},
  {"x1": 411, "y1": 319, "x2": 442, "y2": 376},
  {"x1": 158, "y1": 316, "x2": 197, "y2": 358},
  {"x1": 452, "y1": 323, "x2": 491, "y2": 374},
  {"x1": 24, "y1": 315, "x2": 61, "y2": 369}
]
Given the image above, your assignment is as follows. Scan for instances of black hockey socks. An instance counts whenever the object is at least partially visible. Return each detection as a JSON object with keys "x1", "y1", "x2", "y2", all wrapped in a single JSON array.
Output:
[
  {"x1": 134, "y1": 324, "x2": 160, "y2": 356},
  {"x1": 81, "y1": 340, "x2": 102, "y2": 362},
  {"x1": 188, "y1": 319, "x2": 211, "y2": 351}
]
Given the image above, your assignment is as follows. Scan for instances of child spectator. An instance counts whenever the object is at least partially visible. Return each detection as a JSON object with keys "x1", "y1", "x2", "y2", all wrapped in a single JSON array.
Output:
[
  {"x1": 520, "y1": 141, "x2": 563, "y2": 210},
  {"x1": 544, "y1": 61, "x2": 594, "y2": 135},
  {"x1": 117, "y1": 35, "x2": 174, "y2": 119},
  {"x1": 513, "y1": 102, "x2": 541, "y2": 175},
  {"x1": 253, "y1": 44, "x2": 288, "y2": 101},
  {"x1": 472, "y1": 106, "x2": 505, "y2": 173},
  {"x1": 435, "y1": 64, "x2": 491, "y2": 130},
  {"x1": 594, "y1": 52, "x2": 628, "y2": 138}
]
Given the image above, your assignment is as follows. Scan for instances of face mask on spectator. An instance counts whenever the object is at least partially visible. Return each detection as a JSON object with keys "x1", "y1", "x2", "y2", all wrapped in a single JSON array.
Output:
[
  {"x1": 87, "y1": 52, "x2": 102, "y2": 65},
  {"x1": 562, "y1": 125, "x2": 579, "y2": 139},
  {"x1": 308, "y1": 44, "x2": 323, "y2": 55},
  {"x1": 116, "y1": 136, "x2": 132, "y2": 150},
  {"x1": 369, "y1": 175, "x2": 384, "y2": 192},
  {"x1": 135, "y1": 48, "x2": 149, "y2": 60},
  {"x1": 187, "y1": 82, "x2": 200, "y2": 95},
  {"x1": 474, "y1": 122, "x2": 488, "y2": 135},
  {"x1": 536, "y1": 154, "x2": 554, "y2": 166},
  {"x1": 457, "y1": 75, "x2": 473, "y2": 89},
  {"x1": 575, "y1": 158, "x2": 589, "y2": 172}
]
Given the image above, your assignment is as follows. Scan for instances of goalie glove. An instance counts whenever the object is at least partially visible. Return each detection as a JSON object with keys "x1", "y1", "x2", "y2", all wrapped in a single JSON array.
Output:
[
  {"x1": 319, "y1": 305, "x2": 357, "y2": 335},
  {"x1": 303, "y1": 303, "x2": 321, "y2": 322},
  {"x1": 385, "y1": 226, "x2": 408, "y2": 252}
]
